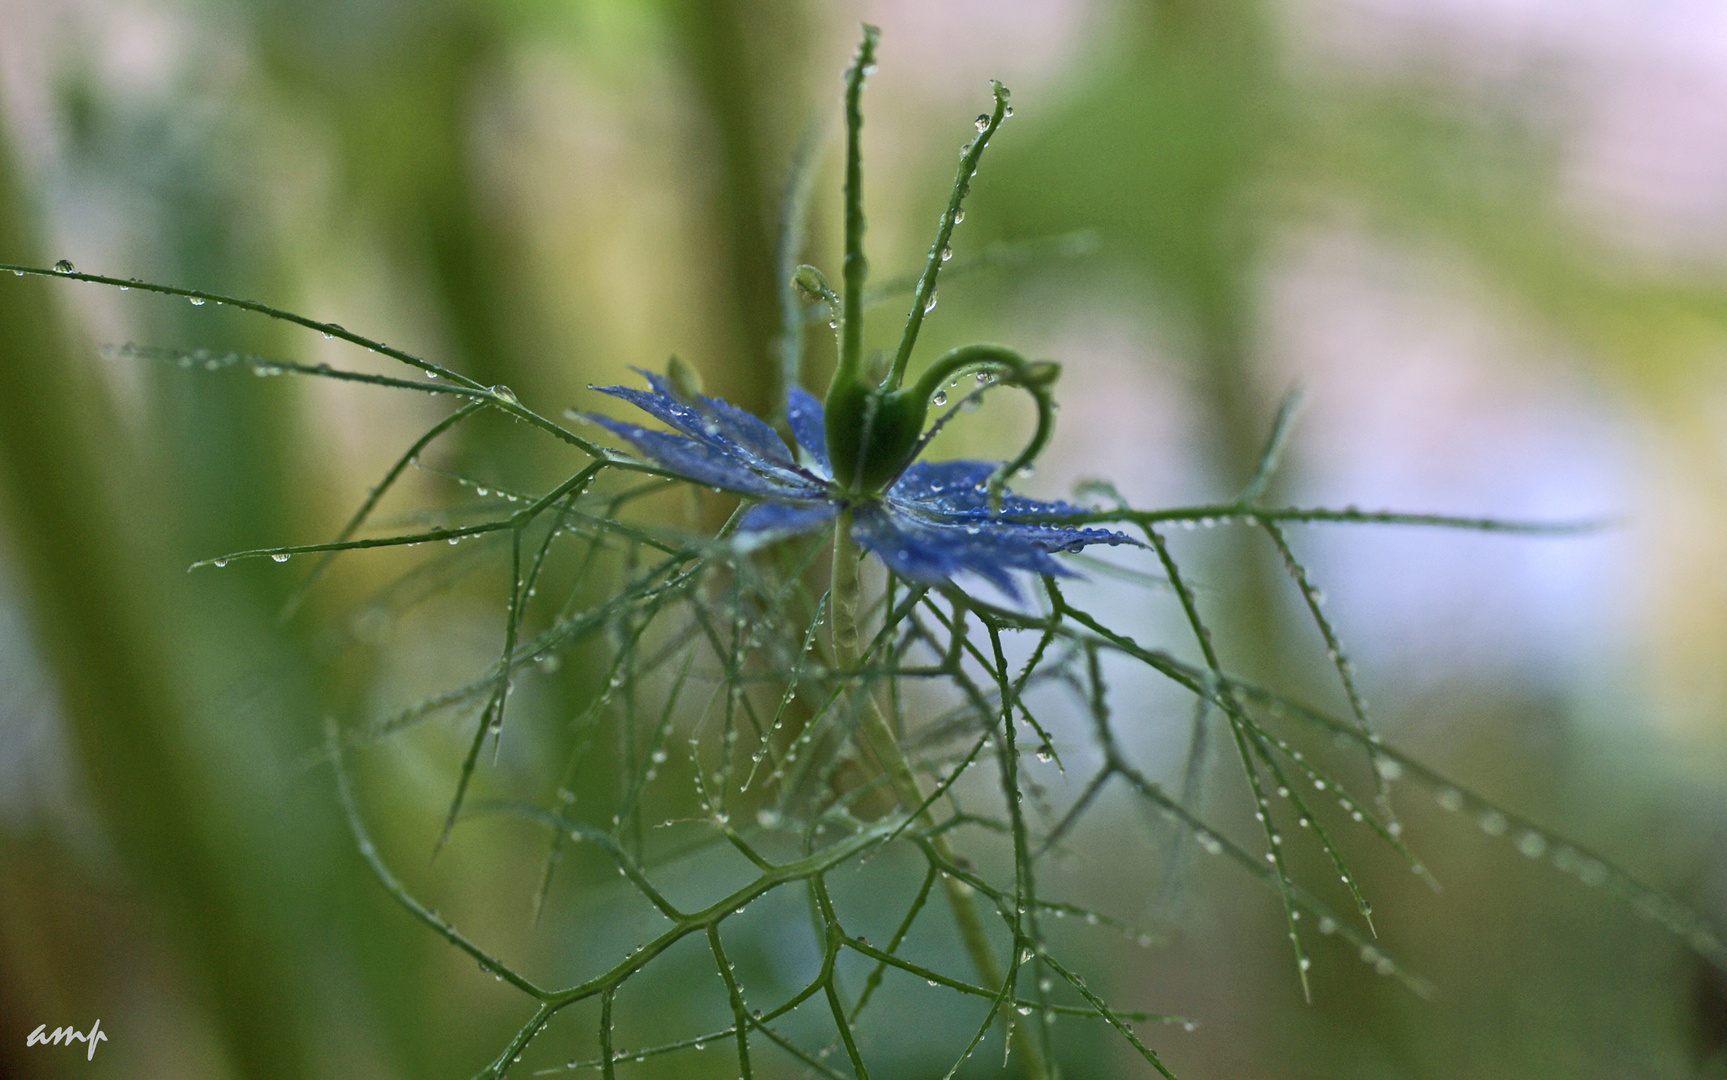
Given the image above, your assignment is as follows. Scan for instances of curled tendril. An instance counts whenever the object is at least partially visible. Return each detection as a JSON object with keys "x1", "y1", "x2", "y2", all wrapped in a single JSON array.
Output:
[{"x1": 908, "y1": 344, "x2": 1059, "y2": 510}]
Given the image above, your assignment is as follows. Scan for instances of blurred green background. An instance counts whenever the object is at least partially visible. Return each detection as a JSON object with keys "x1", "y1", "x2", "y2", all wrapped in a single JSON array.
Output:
[{"x1": 2, "y1": 1, "x2": 1725, "y2": 1077}]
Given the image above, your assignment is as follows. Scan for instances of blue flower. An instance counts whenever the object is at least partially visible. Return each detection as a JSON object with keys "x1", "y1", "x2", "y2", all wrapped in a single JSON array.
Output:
[{"x1": 583, "y1": 370, "x2": 1135, "y2": 596}]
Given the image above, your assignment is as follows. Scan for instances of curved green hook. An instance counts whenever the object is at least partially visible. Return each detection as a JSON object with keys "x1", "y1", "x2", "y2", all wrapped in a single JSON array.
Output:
[{"x1": 906, "y1": 344, "x2": 1060, "y2": 509}]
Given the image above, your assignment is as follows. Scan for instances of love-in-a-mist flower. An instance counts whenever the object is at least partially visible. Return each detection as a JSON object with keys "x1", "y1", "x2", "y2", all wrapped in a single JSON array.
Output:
[
  {"x1": 582, "y1": 366, "x2": 1134, "y2": 597},
  {"x1": 581, "y1": 25, "x2": 1130, "y2": 599}
]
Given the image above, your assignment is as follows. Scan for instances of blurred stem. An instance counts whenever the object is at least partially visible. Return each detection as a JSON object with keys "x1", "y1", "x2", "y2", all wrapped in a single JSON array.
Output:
[
  {"x1": 0, "y1": 122, "x2": 309, "y2": 1078},
  {"x1": 668, "y1": 0, "x2": 801, "y2": 416},
  {"x1": 1197, "y1": 296, "x2": 1283, "y2": 669},
  {"x1": 830, "y1": 514, "x2": 1048, "y2": 1080}
]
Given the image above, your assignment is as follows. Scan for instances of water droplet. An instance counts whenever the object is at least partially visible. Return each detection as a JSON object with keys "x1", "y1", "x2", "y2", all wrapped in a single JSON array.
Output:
[
  {"x1": 475, "y1": 487, "x2": 488, "y2": 497},
  {"x1": 1035, "y1": 743, "x2": 1053, "y2": 762},
  {"x1": 1478, "y1": 810, "x2": 1507, "y2": 836},
  {"x1": 1515, "y1": 830, "x2": 1547, "y2": 858},
  {"x1": 448, "y1": 536, "x2": 459, "y2": 545},
  {"x1": 651, "y1": 748, "x2": 668, "y2": 764},
  {"x1": 940, "y1": 245, "x2": 952, "y2": 262},
  {"x1": 932, "y1": 390, "x2": 948, "y2": 406},
  {"x1": 924, "y1": 290, "x2": 938, "y2": 313},
  {"x1": 954, "y1": 208, "x2": 965, "y2": 224},
  {"x1": 975, "y1": 114, "x2": 990, "y2": 132},
  {"x1": 490, "y1": 384, "x2": 518, "y2": 403},
  {"x1": 1182, "y1": 1020, "x2": 1198, "y2": 1032},
  {"x1": 189, "y1": 296, "x2": 205, "y2": 306},
  {"x1": 212, "y1": 558, "x2": 228, "y2": 568},
  {"x1": 1436, "y1": 787, "x2": 1464, "y2": 812},
  {"x1": 1299, "y1": 957, "x2": 1312, "y2": 971},
  {"x1": 1004, "y1": 105, "x2": 1015, "y2": 117},
  {"x1": 1016, "y1": 1005, "x2": 1033, "y2": 1016},
  {"x1": 1375, "y1": 758, "x2": 1404, "y2": 781},
  {"x1": 52, "y1": 260, "x2": 74, "y2": 273},
  {"x1": 271, "y1": 553, "x2": 290, "y2": 563},
  {"x1": 975, "y1": 370, "x2": 992, "y2": 384}
]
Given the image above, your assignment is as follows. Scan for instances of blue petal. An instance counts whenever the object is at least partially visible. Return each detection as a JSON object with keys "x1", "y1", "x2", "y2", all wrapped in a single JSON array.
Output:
[
  {"x1": 850, "y1": 503, "x2": 990, "y2": 589},
  {"x1": 593, "y1": 374, "x2": 818, "y2": 490},
  {"x1": 637, "y1": 369, "x2": 798, "y2": 469},
  {"x1": 851, "y1": 505, "x2": 1073, "y2": 599},
  {"x1": 889, "y1": 460, "x2": 1092, "y2": 519},
  {"x1": 852, "y1": 482, "x2": 1139, "y2": 597},
  {"x1": 738, "y1": 499, "x2": 839, "y2": 537},
  {"x1": 785, "y1": 386, "x2": 831, "y2": 474},
  {"x1": 582, "y1": 414, "x2": 825, "y2": 500}
]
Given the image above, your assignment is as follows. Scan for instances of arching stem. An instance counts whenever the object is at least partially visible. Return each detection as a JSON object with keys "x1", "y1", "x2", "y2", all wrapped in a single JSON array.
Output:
[{"x1": 908, "y1": 344, "x2": 1060, "y2": 508}]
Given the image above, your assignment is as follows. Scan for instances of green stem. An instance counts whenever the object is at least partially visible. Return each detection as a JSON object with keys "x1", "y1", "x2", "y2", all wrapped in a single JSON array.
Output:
[
  {"x1": 884, "y1": 80, "x2": 1012, "y2": 391},
  {"x1": 837, "y1": 26, "x2": 879, "y2": 391},
  {"x1": 830, "y1": 513, "x2": 1049, "y2": 1080}
]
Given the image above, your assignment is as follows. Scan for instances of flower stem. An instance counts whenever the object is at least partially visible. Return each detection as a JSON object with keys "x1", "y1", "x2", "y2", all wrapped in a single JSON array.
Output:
[{"x1": 831, "y1": 512, "x2": 1049, "y2": 1080}]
